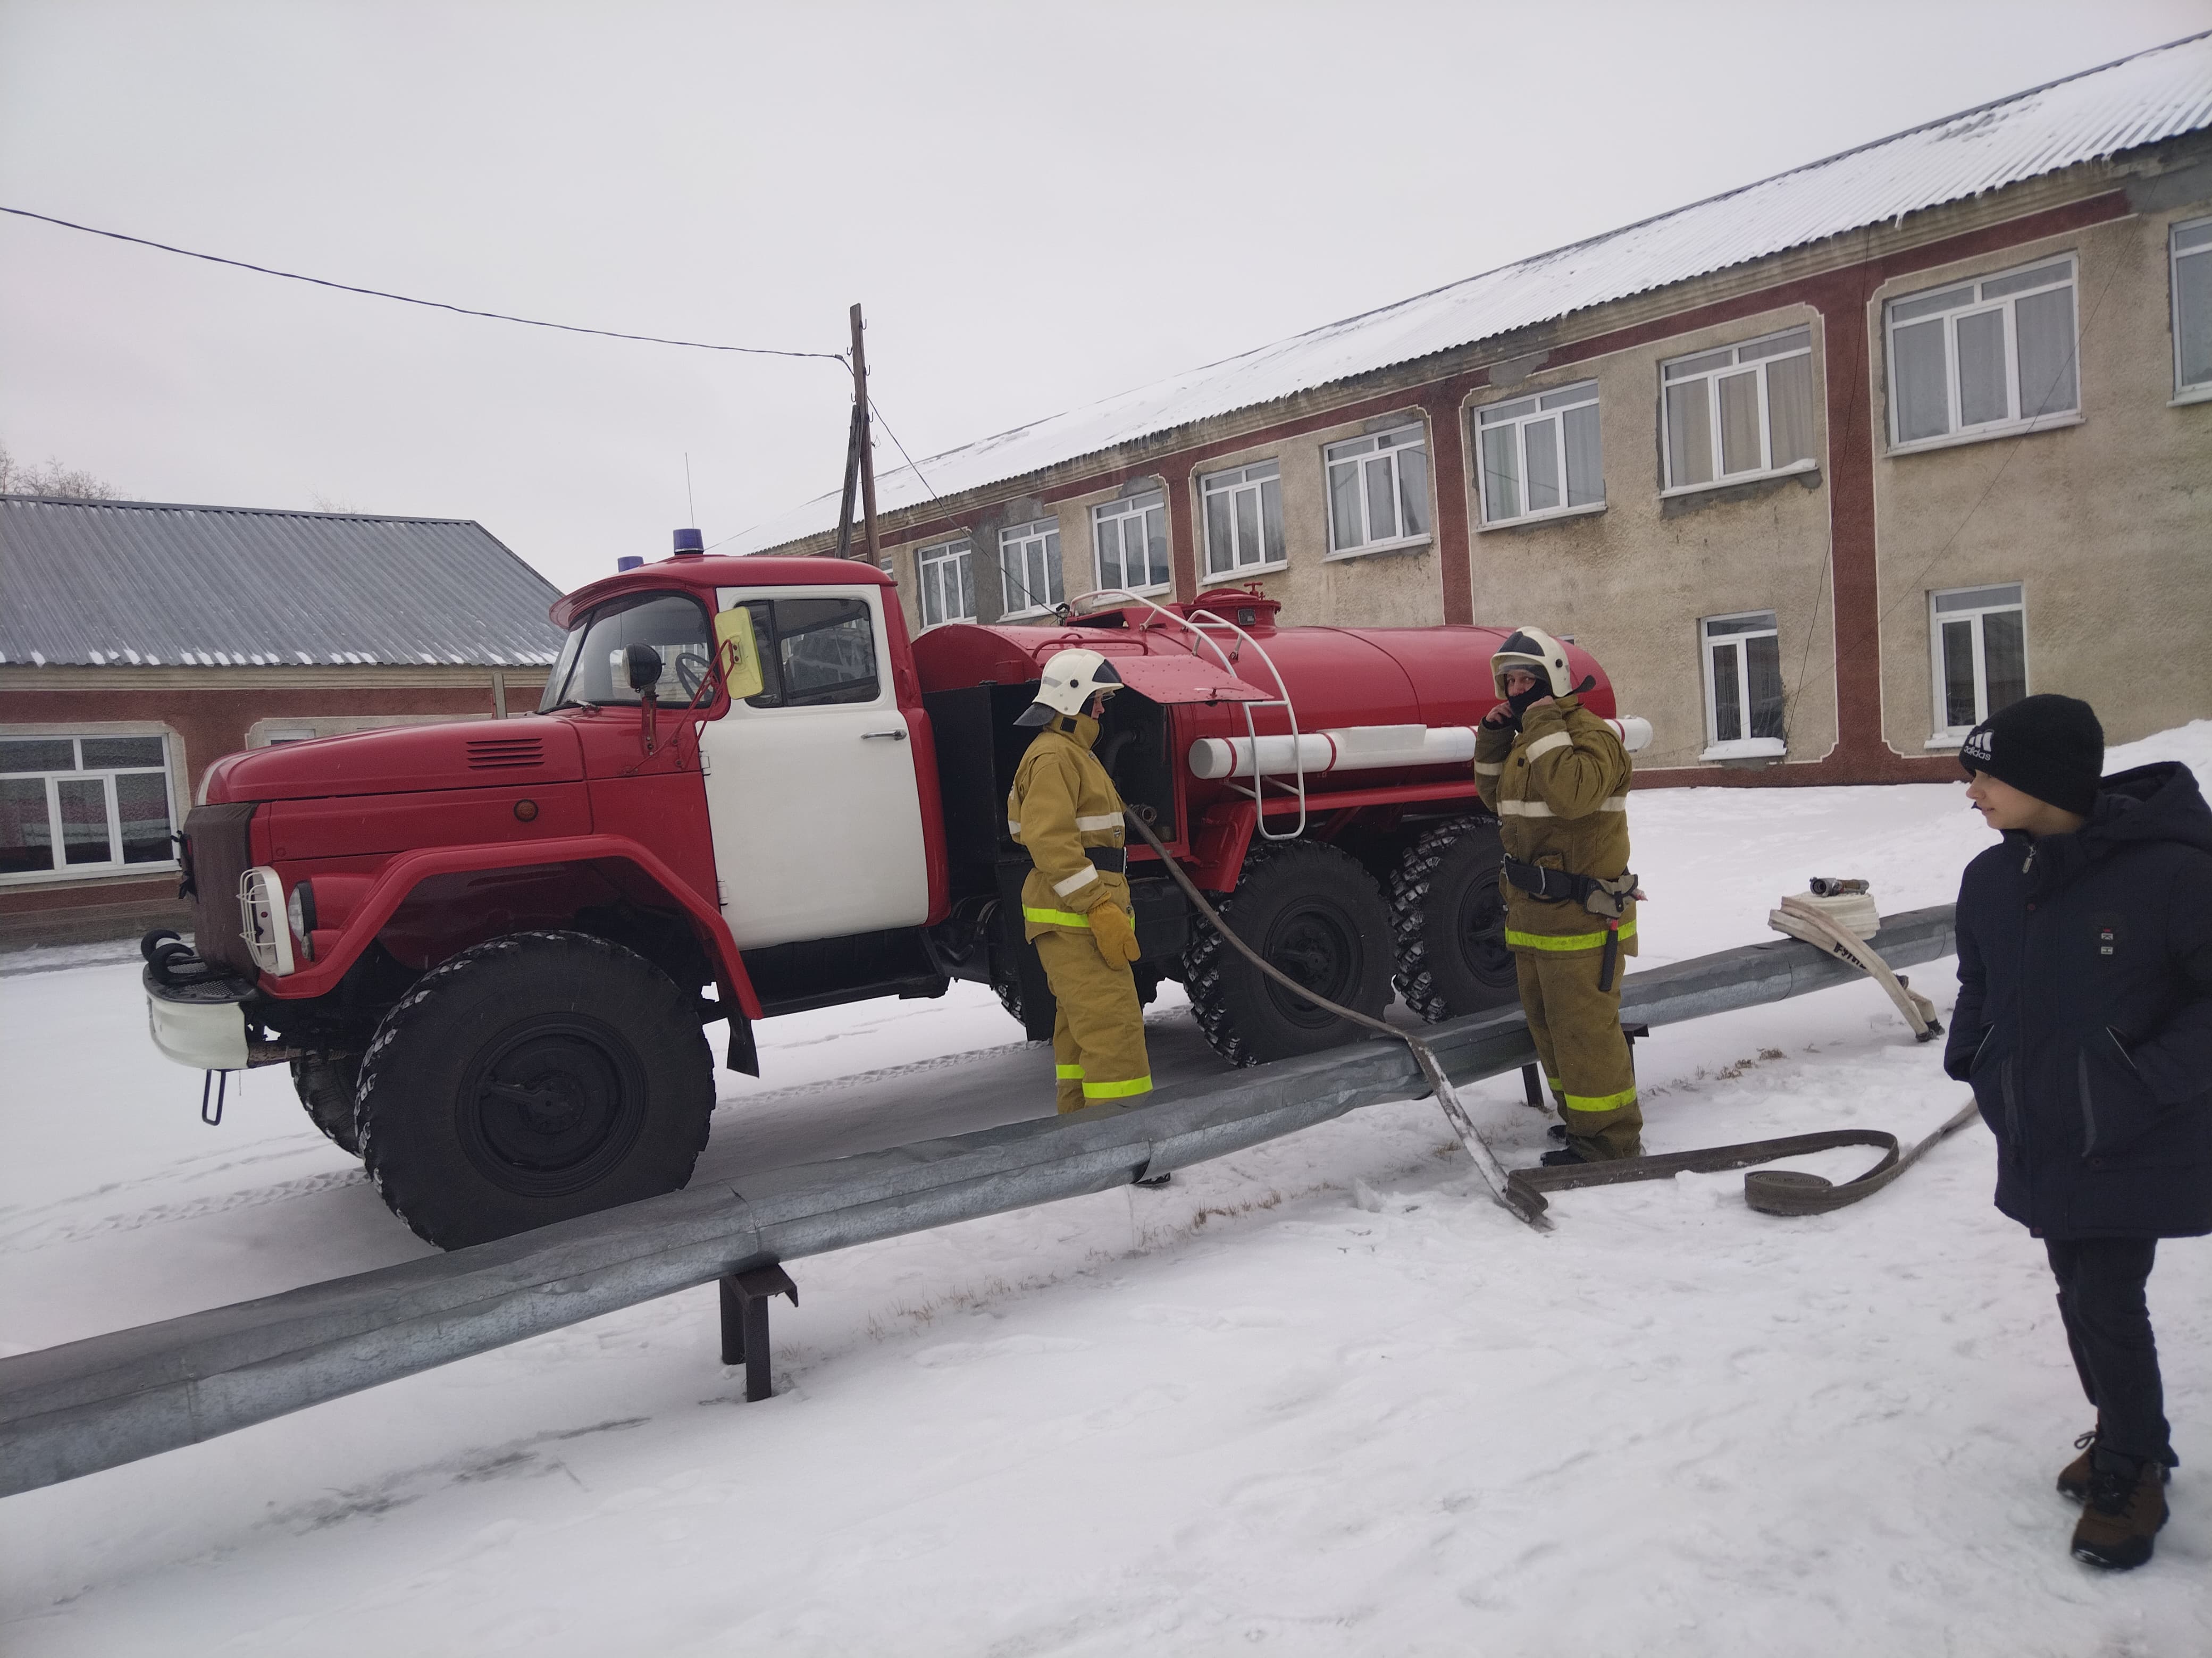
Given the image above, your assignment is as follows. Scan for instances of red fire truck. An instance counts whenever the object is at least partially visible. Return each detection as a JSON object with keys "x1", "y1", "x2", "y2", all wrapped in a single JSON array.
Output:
[{"x1": 144, "y1": 540, "x2": 1646, "y2": 1246}]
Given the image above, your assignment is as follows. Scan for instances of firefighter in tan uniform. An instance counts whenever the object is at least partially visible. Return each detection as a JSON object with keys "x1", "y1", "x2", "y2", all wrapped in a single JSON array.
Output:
[
  {"x1": 1008, "y1": 649, "x2": 1152, "y2": 1116},
  {"x1": 1473, "y1": 628, "x2": 1643, "y2": 1165}
]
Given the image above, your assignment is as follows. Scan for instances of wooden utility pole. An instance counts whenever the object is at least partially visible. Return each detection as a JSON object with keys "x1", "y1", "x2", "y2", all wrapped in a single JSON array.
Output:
[{"x1": 849, "y1": 303, "x2": 881, "y2": 565}]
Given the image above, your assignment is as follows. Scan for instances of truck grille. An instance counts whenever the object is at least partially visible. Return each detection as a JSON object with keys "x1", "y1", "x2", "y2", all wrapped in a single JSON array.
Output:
[
  {"x1": 466, "y1": 736, "x2": 545, "y2": 771},
  {"x1": 181, "y1": 802, "x2": 259, "y2": 977}
]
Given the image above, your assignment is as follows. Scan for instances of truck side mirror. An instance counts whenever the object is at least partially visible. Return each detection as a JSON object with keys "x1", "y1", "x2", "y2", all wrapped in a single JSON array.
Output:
[
  {"x1": 625, "y1": 643, "x2": 664, "y2": 694},
  {"x1": 713, "y1": 609, "x2": 765, "y2": 702}
]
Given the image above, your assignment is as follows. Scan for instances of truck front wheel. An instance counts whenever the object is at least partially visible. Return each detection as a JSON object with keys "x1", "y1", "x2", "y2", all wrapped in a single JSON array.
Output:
[
  {"x1": 1184, "y1": 839, "x2": 1394, "y2": 1067},
  {"x1": 290, "y1": 1054, "x2": 363, "y2": 1156},
  {"x1": 1389, "y1": 818, "x2": 1519, "y2": 1022},
  {"x1": 357, "y1": 931, "x2": 715, "y2": 1249}
]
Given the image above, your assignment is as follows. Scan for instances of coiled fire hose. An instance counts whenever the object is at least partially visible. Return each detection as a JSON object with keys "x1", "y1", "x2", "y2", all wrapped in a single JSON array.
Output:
[{"x1": 1122, "y1": 812, "x2": 1978, "y2": 1226}]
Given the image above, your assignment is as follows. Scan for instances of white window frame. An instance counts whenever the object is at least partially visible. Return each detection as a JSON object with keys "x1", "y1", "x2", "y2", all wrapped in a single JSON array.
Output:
[
  {"x1": 1323, "y1": 423, "x2": 1432, "y2": 556},
  {"x1": 996, "y1": 519, "x2": 1064, "y2": 619},
  {"x1": 1474, "y1": 382, "x2": 1605, "y2": 527},
  {"x1": 1926, "y1": 583, "x2": 2028, "y2": 745},
  {"x1": 1661, "y1": 326, "x2": 1819, "y2": 495},
  {"x1": 1884, "y1": 256, "x2": 2081, "y2": 453},
  {"x1": 2172, "y1": 216, "x2": 2212, "y2": 405},
  {"x1": 1199, "y1": 460, "x2": 1286, "y2": 578},
  {"x1": 916, "y1": 536, "x2": 976, "y2": 630},
  {"x1": 1698, "y1": 611, "x2": 1786, "y2": 759},
  {"x1": 1091, "y1": 492, "x2": 1171, "y2": 595},
  {"x1": 0, "y1": 729, "x2": 181, "y2": 885}
]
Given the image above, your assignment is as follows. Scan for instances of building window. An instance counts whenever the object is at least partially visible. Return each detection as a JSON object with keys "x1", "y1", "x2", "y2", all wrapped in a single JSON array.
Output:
[
  {"x1": 1663, "y1": 326, "x2": 1817, "y2": 491},
  {"x1": 2173, "y1": 217, "x2": 2212, "y2": 398},
  {"x1": 1200, "y1": 460, "x2": 1285, "y2": 578},
  {"x1": 1477, "y1": 383, "x2": 1603, "y2": 524},
  {"x1": 1325, "y1": 424, "x2": 1431, "y2": 553},
  {"x1": 1930, "y1": 583, "x2": 2026, "y2": 738},
  {"x1": 0, "y1": 734, "x2": 177, "y2": 880},
  {"x1": 1887, "y1": 257, "x2": 2079, "y2": 447},
  {"x1": 1699, "y1": 612, "x2": 1785, "y2": 755},
  {"x1": 917, "y1": 537, "x2": 975, "y2": 629},
  {"x1": 998, "y1": 519, "x2": 1063, "y2": 618},
  {"x1": 1092, "y1": 492, "x2": 1170, "y2": 594}
]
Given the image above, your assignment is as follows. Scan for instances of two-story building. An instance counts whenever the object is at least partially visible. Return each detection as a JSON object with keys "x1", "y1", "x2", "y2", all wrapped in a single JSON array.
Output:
[{"x1": 735, "y1": 33, "x2": 2212, "y2": 784}]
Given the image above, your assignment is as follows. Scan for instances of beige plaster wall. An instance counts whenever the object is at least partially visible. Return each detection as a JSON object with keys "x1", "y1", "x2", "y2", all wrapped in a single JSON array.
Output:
[
  {"x1": 1871, "y1": 203, "x2": 2212, "y2": 752},
  {"x1": 1460, "y1": 302, "x2": 1840, "y2": 774}
]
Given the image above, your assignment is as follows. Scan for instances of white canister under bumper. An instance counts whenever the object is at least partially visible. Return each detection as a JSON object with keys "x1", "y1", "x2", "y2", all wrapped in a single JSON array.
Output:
[{"x1": 145, "y1": 966, "x2": 253, "y2": 1071}]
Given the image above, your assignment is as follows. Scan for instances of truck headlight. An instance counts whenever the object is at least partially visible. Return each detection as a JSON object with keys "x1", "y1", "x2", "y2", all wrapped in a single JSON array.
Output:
[
  {"x1": 286, "y1": 879, "x2": 318, "y2": 964},
  {"x1": 238, "y1": 866, "x2": 297, "y2": 977}
]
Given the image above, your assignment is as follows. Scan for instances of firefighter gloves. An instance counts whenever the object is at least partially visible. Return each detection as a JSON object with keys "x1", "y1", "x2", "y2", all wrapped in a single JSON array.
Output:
[{"x1": 1088, "y1": 896, "x2": 1141, "y2": 964}]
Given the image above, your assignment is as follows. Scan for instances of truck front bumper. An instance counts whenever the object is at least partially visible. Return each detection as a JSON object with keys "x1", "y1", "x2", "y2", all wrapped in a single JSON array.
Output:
[{"x1": 144, "y1": 962, "x2": 255, "y2": 1071}]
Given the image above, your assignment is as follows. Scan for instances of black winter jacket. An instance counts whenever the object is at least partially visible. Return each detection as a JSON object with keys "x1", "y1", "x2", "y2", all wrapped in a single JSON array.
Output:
[{"x1": 1944, "y1": 761, "x2": 2212, "y2": 1238}]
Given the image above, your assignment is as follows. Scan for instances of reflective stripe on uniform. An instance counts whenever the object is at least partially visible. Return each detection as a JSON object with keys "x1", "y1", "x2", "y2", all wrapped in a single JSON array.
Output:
[
  {"x1": 1563, "y1": 1086, "x2": 1638, "y2": 1114},
  {"x1": 1075, "y1": 814, "x2": 1122, "y2": 832},
  {"x1": 1024, "y1": 905, "x2": 1093, "y2": 927},
  {"x1": 1081, "y1": 1074, "x2": 1152, "y2": 1100},
  {"x1": 1053, "y1": 864, "x2": 1100, "y2": 896},
  {"x1": 1497, "y1": 795, "x2": 1629, "y2": 817},
  {"x1": 1523, "y1": 731, "x2": 1572, "y2": 761},
  {"x1": 1055, "y1": 1063, "x2": 1085, "y2": 1080},
  {"x1": 1505, "y1": 918, "x2": 1639, "y2": 951},
  {"x1": 1473, "y1": 760, "x2": 1505, "y2": 776},
  {"x1": 1008, "y1": 819, "x2": 1021, "y2": 836}
]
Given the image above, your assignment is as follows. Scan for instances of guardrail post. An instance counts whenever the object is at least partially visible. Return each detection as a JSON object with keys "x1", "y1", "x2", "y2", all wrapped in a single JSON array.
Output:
[{"x1": 719, "y1": 1264, "x2": 798, "y2": 1402}]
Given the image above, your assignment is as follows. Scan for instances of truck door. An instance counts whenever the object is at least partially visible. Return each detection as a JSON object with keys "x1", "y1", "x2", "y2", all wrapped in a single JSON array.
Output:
[{"x1": 701, "y1": 585, "x2": 930, "y2": 949}]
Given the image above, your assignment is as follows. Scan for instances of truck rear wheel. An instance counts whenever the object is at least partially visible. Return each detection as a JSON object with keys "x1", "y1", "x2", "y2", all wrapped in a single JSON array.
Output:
[
  {"x1": 1389, "y1": 817, "x2": 1519, "y2": 1022},
  {"x1": 290, "y1": 1054, "x2": 363, "y2": 1156},
  {"x1": 357, "y1": 930, "x2": 715, "y2": 1249},
  {"x1": 1184, "y1": 839, "x2": 1394, "y2": 1067}
]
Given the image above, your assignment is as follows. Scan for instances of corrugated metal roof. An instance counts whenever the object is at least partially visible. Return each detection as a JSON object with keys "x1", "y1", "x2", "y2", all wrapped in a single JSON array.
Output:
[
  {"x1": 0, "y1": 496, "x2": 566, "y2": 668},
  {"x1": 732, "y1": 31, "x2": 2212, "y2": 555}
]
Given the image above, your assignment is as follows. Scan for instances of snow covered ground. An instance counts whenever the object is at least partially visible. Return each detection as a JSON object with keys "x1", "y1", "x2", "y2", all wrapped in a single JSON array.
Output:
[{"x1": 4, "y1": 725, "x2": 2209, "y2": 1655}]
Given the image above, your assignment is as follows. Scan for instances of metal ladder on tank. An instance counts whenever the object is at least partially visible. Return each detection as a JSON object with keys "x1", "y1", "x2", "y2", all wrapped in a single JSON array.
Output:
[{"x1": 1068, "y1": 588, "x2": 1308, "y2": 840}]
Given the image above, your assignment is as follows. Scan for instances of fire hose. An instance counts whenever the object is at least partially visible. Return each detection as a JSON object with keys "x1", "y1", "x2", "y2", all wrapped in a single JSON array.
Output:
[{"x1": 1122, "y1": 810, "x2": 1978, "y2": 1227}]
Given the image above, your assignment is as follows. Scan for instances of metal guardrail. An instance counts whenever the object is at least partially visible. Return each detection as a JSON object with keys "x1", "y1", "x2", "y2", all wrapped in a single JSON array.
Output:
[{"x1": 0, "y1": 906, "x2": 1954, "y2": 1499}]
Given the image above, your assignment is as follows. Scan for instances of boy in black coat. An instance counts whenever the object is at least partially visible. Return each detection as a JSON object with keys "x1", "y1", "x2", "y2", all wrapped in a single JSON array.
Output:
[{"x1": 1943, "y1": 694, "x2": 2212, "y2": 1570}]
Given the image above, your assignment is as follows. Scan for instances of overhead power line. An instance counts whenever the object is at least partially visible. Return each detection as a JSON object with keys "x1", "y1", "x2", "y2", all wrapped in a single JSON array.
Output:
[{"x1": 0, "y1": 204, "x2": 847, "y2": 362}]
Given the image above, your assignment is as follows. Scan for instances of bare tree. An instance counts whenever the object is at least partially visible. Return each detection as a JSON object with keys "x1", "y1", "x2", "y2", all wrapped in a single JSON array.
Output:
[{"x1": 0, "y1": 441, "x2": 120, "y2": 499}]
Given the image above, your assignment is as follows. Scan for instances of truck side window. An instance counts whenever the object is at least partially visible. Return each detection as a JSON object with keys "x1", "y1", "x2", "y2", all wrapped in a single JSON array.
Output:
[{"x1": 741, "y1": 597, "x2": 879, "y2": 710}]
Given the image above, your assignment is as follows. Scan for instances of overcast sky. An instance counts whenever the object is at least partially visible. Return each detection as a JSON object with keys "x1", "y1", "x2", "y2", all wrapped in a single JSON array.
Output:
[{"x1": 3, "y1": 1, "x2": 2206, "y2": 595}]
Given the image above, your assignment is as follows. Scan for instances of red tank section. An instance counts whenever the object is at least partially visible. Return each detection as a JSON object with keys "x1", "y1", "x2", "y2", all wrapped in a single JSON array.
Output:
[{"x1": 911, "y1": 587, "x2": 1617, "y2": 835}]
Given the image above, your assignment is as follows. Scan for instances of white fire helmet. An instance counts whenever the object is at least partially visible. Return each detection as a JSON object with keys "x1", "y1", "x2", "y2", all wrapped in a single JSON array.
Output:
[
  {"x1": 1490, "y1": 627, "x2": 1575, "y2": 699},
  {"x1": 1015, "y1": 647, "x2": 1125, "y2": 727}
]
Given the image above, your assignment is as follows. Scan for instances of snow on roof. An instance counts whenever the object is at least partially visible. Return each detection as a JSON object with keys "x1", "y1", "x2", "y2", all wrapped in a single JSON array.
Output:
[
  {"x1": 730, "y1": 32, "x2": 2212, "y2": 556},
  {"x1": 0, "y1": 496, "x2": 567, "y2": 669}
]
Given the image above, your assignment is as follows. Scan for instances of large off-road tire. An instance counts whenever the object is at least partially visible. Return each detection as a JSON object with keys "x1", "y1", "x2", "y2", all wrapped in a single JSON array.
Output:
[
  {"x1": 1184, "y1": 839, "x2": 1394, "y2": 1067},
  {"x1": 290, "y1": 1053, "x2": 363, "y2": 1156},
  {"x1": 357, "y1": 930, "x2": 714, "y2": 1249},
  {"x1": 1389, "y1": 817, "x2": 1519, "y2": 1023}
]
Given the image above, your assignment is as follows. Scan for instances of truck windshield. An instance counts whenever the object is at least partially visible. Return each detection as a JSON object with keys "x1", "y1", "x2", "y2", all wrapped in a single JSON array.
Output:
[{"x1": 538, "y1": 591, "x2": 714, "y2": 712}]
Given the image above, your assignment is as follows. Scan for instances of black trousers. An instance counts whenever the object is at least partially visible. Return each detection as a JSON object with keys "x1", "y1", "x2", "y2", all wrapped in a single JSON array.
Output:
[{"x1": 2046, "y1": 1237, "x2": 2172, "y2": 1466}]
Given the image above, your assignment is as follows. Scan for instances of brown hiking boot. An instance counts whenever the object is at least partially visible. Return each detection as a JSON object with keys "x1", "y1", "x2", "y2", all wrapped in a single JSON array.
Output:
[
  {"x1": 2059, "y1": 1430, "x2": 2174, "y2": 1505},
  {"x1": 2071, "y1": 1451, "x2": 2168, "y2": 1570},
  {"x1": 2058, "y1": 1430, "x2": 2099, "y2": 1503}
]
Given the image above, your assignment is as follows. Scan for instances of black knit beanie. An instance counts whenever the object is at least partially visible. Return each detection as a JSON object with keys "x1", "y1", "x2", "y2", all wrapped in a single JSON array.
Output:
[{"x1": 1958, "y1": 694, "x2": 2104, "y2": 815}]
